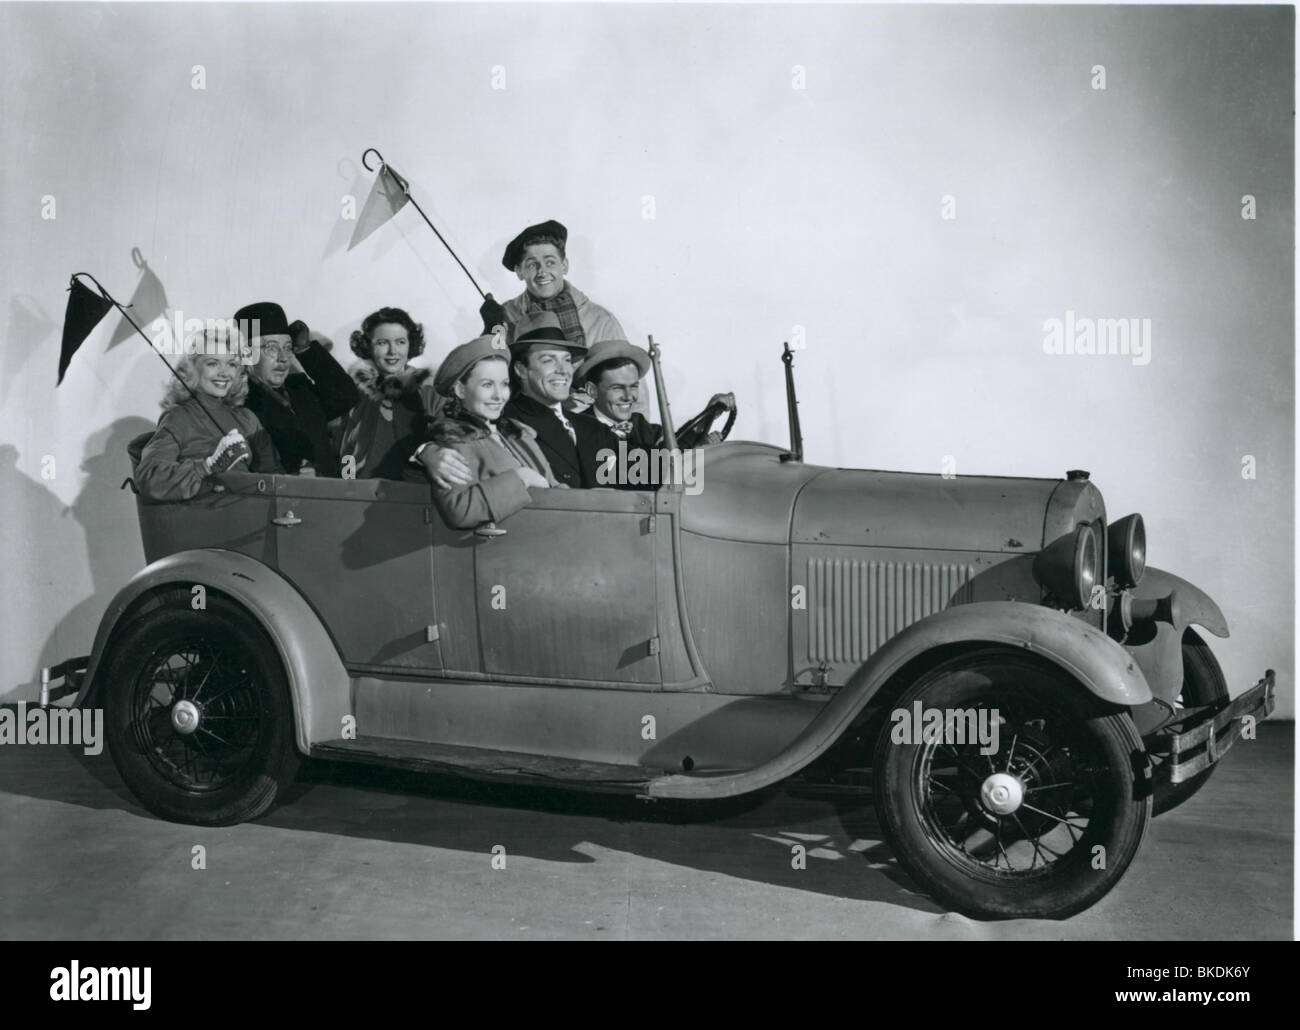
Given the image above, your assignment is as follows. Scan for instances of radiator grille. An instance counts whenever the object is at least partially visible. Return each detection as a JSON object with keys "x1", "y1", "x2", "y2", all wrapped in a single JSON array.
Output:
[{"x1": 808, "y1": 559, "x2": 975, "y2": 662}]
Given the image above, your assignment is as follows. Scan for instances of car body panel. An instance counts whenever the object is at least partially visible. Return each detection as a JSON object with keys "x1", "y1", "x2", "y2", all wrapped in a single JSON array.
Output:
[
  {"x1": 791, "y1": 470, "x2": 1060, "y2": 552},
  {"x1": 353, "y1": 676, "x2": 823, "y2": 771},
  {"x1": 649, "y1": 600, "x2": 1152, "y2": 799}
]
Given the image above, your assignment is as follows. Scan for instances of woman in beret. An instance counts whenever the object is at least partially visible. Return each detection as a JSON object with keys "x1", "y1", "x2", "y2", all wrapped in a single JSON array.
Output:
[
  {"x1": 337, "y1": 306, "x2": 442, "y2": 479},
  {"x1": 424, "y1": 332, "x2": 564, "y2": 529},
  {"x1": 135, "y1": 326, "x2": 283, "y2": 502}
]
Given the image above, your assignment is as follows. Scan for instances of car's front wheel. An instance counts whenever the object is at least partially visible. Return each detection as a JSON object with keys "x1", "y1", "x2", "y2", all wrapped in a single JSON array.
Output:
[
  {"x1": 103, "y1": 589, "x2": 300, "y2": 826},
  {"x1": 873, "y1": 650, "x2": 1151, "y2": 920}
]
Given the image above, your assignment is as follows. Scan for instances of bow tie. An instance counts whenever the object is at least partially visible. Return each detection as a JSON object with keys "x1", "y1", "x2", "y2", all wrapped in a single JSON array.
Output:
[{"x1": 611, "y1": 420, "x2": 633, "y2": 439}]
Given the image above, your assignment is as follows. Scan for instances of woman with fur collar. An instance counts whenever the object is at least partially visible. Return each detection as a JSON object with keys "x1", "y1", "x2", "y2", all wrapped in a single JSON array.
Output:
[
  {"x1": 337, "y1": 306, "x2": 443, "y2": 479},
  {"x1": 424, "y1": 332, "x2": 564, "y2": 530}
]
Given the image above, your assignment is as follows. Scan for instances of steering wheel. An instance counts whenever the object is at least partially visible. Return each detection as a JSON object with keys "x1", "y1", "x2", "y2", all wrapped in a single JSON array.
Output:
[{"x1": 674, "y1": 399, "x2": 736, "y2": 449}]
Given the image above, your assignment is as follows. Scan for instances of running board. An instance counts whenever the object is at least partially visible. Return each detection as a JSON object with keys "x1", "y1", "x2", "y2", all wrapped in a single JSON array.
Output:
[{"x1": 311, "y1": 737, "x2": 658, "y2": 793}]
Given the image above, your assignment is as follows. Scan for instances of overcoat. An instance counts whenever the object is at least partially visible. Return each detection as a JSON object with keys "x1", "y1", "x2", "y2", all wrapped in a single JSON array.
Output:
[
  {"x1": 246, "y1": 341, "x2": 359, "y2": 476},
  {"x1": 135, "y1": 395, "x2": 283, "y2": 502},
  {"x1": 426, "y1": 412, "x2": 563, "y2": 529}
]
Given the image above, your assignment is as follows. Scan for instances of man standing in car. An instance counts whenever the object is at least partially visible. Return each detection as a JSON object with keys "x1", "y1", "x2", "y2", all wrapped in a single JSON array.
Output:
[{"x1": 478, "y1": 220, "x2": 626, "y2": 350}]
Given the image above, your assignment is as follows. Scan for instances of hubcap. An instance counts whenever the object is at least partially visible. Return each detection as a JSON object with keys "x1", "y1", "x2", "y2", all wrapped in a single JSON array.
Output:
[
  {"x1": 980, "y1": 771, "x2": 1025, "y2": 815},
  {"x1": 170, "y1": 699, "x2": 200, "y2": 735}
]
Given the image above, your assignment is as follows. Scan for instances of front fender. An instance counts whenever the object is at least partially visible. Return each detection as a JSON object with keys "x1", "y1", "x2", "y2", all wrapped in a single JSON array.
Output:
[
  {"x1": 1123, "y1": 566, "x2": 1228, "y2": 712},
  {"x1": 649, "y1": 601, "x2": 1151, "y2": 799},
  {"x1": 1130, "y1": 566, "x2": 1229, "y2": 637},
  {"x1": 75, "y1": 548, "x2": 349, "y2": 755}
]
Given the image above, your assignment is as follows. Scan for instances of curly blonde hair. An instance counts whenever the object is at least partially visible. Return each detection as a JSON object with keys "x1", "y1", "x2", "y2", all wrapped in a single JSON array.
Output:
[{"x1": 160, "y1": 325, "x2": 251, "y2": 410}]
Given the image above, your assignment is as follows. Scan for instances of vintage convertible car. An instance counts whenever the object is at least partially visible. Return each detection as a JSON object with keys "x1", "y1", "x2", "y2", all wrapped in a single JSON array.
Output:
[{"x1": 48, "y1": 346, "x2": 1273, "y2": 920}]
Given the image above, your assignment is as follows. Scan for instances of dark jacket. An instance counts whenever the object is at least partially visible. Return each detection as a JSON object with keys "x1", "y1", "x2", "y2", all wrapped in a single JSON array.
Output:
[
  {"x1": 425, "y1": 410, "x2": 564, "y2": 528},
  {"x1": 246, "y1": 341, "x2": 359, "y2": 477},
  {"x1": 338, "y1": 363, "x2": 444, "y2": 480},
  {"x1": 502, "y1": 393, "x2": 619, "y2": 489}
]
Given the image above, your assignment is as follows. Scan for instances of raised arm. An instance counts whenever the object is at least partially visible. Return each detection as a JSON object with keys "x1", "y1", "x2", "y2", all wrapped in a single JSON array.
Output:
[{"x1": 294, "y1": 338, "x2": 361, "y2": 420}]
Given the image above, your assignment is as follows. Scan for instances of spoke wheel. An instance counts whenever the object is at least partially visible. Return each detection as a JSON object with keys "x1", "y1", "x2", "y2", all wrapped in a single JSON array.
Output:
[
  {"x1": 104, "y1": 590, "x2": 299, "y2": 826},
  {"x1": 874, "y1": 650, "x2": 1150, "y2": 920}
]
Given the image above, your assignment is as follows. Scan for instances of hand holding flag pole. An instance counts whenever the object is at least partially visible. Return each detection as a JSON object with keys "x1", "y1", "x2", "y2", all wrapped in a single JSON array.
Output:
[
  {"x1": 58, "y1": 272, "x2": 229, "y2": 437},
  {"x1": 353, "y1": 148, "x2": 504, "y2": 328}
]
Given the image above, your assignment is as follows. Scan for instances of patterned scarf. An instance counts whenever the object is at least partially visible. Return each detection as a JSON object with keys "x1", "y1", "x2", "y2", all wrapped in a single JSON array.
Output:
[{"x1": 527, "y1": 285, "x2": 586, "y2": 348}]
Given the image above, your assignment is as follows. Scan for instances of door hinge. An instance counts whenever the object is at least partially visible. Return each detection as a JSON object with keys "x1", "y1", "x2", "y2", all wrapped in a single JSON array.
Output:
[
  {"x1": 647, "y1": 636, "x2": 660, "y2": 656},
  {"x1": 424, "y1": 506, "x2": 433, "y2": 524},
  {"x1": 426, "y1": 624, "x2": 440, "y2": 643},
  {"x1": 644, "y1": 514, "x2": 657, "y2": 534}
]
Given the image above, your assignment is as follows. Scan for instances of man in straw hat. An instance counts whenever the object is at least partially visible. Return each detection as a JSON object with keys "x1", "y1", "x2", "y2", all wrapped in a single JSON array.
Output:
[{"x1": 572, "y1": 338, "x2": 736, "y2": 450}]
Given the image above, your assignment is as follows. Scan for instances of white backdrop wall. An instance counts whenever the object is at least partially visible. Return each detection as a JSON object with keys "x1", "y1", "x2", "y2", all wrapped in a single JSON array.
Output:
[{"x1": 1, "y1": 3, "x2": 1293, "y2": 714}]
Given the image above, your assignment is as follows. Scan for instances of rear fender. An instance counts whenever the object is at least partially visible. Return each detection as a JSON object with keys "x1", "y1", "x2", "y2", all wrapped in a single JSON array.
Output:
[
  {"x1": 75, "y1": 549, "x2": 349, "y2": 754},
  {"x1": 649, "y1": 601, "x2": 1151, "y2": 799}
]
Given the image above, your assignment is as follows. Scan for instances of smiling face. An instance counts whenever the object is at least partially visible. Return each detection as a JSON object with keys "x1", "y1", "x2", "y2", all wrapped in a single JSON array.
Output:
[
  {"x1": 196, "y1": 354, "x2": 242, "y2": 399},
  {"x1": 251, "y1": 333, "x2": 293, "y2": 388},
  {"x1": 516, "y1": 242, "x2": 568, "y2": 300},
  {"x1": 589, "y1": 361, "x2": 642, "y2": 422},
  {"x1": 515, "y1": 345, "x2": 574, "y2": 405},
  {"x1": 454, "y1": 356, "x2": 510, "y2": 421},
  {"x1": 370, "y1": 322, "x2": 411, "y2": 376}
]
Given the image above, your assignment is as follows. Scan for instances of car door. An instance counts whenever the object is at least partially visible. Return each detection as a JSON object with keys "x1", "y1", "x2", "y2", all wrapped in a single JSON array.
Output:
[
  {"x1": 439, "y1": 487, "x2": 662, "y2": 685},
  {"x1": 271, "y1": 475, "x2": 442, "y2": 672}
]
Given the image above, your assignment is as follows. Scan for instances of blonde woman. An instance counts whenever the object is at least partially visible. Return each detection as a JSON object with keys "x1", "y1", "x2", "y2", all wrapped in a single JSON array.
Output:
[{"x1": 135, "y1": 325, "x2": 283, "y2": 502}]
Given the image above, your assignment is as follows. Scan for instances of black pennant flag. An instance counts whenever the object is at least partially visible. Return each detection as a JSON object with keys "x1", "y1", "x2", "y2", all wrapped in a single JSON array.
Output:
[{"x1": 57, "y1": 277, "x2": 114, "y2": 385}]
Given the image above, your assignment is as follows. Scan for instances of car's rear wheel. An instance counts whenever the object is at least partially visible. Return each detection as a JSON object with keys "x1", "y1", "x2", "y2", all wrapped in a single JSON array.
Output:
[
  {"x1": 873, "y1": 650, "x2": 1151, "y2": 920},
  {"x1": 103, "y1": 590, "x2": 299, "y2": 826},
  {"x1": 1150, "y1": 629, "x2": 1230, "y2": 817}
]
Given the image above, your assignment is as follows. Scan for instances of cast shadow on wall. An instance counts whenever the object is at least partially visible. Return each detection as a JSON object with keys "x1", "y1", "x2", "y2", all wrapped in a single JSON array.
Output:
[{"x1": 0, "y1": 418, "x2": 153, "y2": 701}]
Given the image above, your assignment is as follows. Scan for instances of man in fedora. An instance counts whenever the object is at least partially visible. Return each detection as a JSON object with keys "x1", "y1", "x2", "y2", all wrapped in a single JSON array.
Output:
[
  {"x1": 479, "y1": 219, "x2": 626, "y2": 350},
  {"x1": 573, "y1": 339, "x2": 737, "y2": 450},
  {"x1": 236, "y1": 301, "x2": 358, "y2": 477},
  {"x1": 501, "y1": 312, "x2": 616, "y2": 489}
]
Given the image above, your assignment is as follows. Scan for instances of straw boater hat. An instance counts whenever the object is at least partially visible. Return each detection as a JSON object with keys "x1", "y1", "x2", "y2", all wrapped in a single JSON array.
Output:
[
  {"x1": 434, "y1": 331, "x2": 512, "y2": 396},
  {"x1": 574, "y1": 339, "x2": 650, "y2": 386}
]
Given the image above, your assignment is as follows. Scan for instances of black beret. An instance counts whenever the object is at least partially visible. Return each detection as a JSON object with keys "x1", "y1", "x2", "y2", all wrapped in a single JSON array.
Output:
[{"x1": 502, "y1": 220, "x2": 568, "y2": 271}]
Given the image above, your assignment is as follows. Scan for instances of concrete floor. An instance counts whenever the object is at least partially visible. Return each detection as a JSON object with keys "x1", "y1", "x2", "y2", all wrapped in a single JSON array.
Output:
[{"x1": 1, "y1": 724, "x2": 1291, "y2": 940}]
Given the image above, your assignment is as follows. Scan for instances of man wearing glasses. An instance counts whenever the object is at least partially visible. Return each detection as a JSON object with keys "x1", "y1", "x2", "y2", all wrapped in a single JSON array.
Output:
[{"x1": 236, "y1": 301, "x2": 359, "y2": 477}]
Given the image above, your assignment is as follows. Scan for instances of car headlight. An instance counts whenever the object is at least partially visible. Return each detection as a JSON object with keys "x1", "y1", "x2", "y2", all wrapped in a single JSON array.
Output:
[
  {"x1": 1033, "y1": 524, "x2": 1100, "y2": 610},
  {"x1": 1106, "y1": 513, "x2": 1146, "y2": 589}
]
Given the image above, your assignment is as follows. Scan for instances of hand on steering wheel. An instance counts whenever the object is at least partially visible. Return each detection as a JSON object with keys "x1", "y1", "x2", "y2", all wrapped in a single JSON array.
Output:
[{"x1": 675, "y1": 393, "x2": 736, "y2": 449}]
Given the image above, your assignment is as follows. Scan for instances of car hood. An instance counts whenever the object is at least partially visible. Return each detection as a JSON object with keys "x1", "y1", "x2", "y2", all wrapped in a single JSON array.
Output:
[{"x1": 680, "y1": 442, "x2": 1101, "y2": 552}]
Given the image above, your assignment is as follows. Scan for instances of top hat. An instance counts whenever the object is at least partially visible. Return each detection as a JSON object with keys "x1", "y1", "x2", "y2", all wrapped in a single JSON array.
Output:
[{"x1": 233, "y1": 301, "x2": 291, "y2": 340}]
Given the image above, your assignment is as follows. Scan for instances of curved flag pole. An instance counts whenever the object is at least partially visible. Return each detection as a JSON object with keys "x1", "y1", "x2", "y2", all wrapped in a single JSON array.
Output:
[
  {"x1": 64, "y1": 272, "x2": 228, "y2": 436},
  {"x1": 358, "y1": 148, "x2": 489, "y2": 302}
]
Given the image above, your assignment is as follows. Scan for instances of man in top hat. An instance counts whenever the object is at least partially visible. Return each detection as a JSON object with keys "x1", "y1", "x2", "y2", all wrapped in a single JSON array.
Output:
[
  {"x1": 236, "y1": 301, "x2": 359, "y2": 477},
  {"x1": 479, "y1": 220, "x2": 626, "y2": 351},
  {"x1": 501, "y1": 311, "x2": 617, "y2": 489},
  {"x1": 573, "y1": 339, "x2": 737, "y2": 450}
]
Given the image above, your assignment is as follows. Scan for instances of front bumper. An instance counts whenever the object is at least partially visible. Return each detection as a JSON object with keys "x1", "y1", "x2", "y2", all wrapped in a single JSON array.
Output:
[{"x1": 1147, "y1": 669, "x2": 1276, "y2": 784}]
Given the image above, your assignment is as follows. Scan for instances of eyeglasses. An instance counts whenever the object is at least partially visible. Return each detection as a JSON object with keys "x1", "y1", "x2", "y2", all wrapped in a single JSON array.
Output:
[{"x1": 260, "y1": 344, "x2": 293, "y2": 360}]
